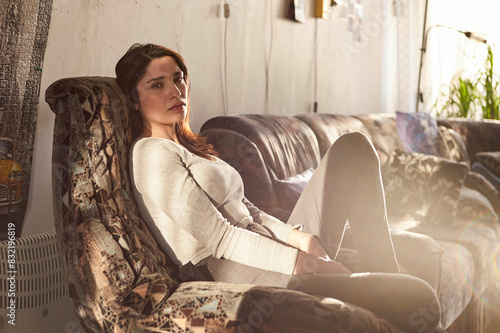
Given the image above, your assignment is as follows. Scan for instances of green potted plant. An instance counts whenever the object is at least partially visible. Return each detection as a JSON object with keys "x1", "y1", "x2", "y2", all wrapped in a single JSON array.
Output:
[
  {"x1": 481, "y1": 46, "x2": 500, "y2": 119},
  {"x1": 434, "y1": 45, "x2": 500, "y2": 120}
]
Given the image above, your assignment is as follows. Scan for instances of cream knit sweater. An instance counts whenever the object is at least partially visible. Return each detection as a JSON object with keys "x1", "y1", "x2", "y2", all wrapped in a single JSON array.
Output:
[{"x1": 129, "y1": 137, "x2": 299, "y2": 275}]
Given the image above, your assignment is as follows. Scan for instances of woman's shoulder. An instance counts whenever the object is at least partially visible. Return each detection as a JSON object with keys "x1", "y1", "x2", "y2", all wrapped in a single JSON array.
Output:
[
  {"x1": 131, "y1": 137, "x2": 188, "y2": 161},
  {"x1": 132, "y1": 137, "x2": 182, "y2": 151}
]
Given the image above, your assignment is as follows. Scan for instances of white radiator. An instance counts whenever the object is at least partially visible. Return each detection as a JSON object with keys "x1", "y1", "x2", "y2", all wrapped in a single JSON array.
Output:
[{"x1": 0, "y1": 231, "x2": 83, "y2": 333}]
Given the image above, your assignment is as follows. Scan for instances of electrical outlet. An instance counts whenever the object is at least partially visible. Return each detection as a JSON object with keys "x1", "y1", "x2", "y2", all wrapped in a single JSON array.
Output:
[{"x1": 224, "y1": 3, "x2": 230, "y2": 18}]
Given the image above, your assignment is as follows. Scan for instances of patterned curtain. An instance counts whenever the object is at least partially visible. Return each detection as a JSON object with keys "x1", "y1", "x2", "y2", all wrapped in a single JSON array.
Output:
[{"x1": 0, "y1": 0, "x2": 53, "y2": 239}]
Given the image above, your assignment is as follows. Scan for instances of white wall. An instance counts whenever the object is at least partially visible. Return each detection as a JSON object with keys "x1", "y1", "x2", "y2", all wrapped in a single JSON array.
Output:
[{"x1": 22, "y1": 0, "x2": 397, "y2": 236}]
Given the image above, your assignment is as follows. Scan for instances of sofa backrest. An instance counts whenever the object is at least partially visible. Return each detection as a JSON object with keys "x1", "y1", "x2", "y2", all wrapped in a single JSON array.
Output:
[
  {"x1": 437, "y1": 118, "x2": 500, "y2": 165},
  {"x1": 201, "y1": 113, "x2": 407, "y2": 220},
  {"x1": 46, "y1": 77, "x2": 179, "y2": 332},
  {"x1": 295, "y1": 113, "x2": 404, "y2": 166},
  {"x1": 354, "y1": 114, "x2": 405, "y2": 166},
  {"x1": 295, "y1": 114, "x2": 373, "y2": 157},
  {"x1": 202, "y1": 115, "x2": 321, "y2": 180},
  {"x1": 201, "y1": 115, "x2": 321, "y2": 220}
]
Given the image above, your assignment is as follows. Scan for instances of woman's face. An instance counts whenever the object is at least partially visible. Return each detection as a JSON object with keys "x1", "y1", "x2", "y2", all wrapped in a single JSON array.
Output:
[{"x1": 136, "y1": 56, "x2": 188, "y2": 135}]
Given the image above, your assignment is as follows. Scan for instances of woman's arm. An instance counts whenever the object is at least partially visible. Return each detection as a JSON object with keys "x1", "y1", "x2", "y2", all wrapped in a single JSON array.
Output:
[
  {"x1": 243, "y1": 197, "x2": 301, "y2": 243},
  {"x1": 287, "y1": 229, "x2": 330, "y2": 259},
  {"x1": 243, "y1": 197, "x2": 351, "y2": 274},
  {"x1": 244, "y1": 198, "x2": 332, "y2": 259}
]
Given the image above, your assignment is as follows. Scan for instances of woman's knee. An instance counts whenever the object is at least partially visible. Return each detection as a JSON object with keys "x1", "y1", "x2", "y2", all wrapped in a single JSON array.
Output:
[
  {"x1": 394, "y1": 275, "x2": 441, "y2": 333},
  {"x1": 327, "y1": 132, "x2": 380, "y2": 166}
]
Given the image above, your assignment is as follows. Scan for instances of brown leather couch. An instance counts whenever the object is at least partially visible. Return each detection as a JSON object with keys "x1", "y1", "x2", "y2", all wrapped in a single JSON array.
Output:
[{"x1": 201, "y1": 113, "x2": 500, "y2": 332}]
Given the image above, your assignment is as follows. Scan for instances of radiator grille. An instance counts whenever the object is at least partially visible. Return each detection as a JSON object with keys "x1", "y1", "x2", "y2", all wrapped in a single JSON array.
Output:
[{"x1": 0, "y1": 231, "x2": 68, "y2": 309}]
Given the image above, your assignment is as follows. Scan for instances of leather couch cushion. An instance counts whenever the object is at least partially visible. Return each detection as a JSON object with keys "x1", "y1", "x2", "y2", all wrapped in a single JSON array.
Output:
[
  {"x1": 201, "y1": 115, "x2": 321, "y2": 181},
  {"x1": 274, "y1": 168, "x2": 314, "y2": 211},
  {"x1": 295, "y1": 114, "x2": 371, "y2": 157},
  {"x1": 355, "y1": 114, "x2": 405, "y2": 166},
  {"x1": 201, "y1": 128, "x2": 281, "y2": 217}
]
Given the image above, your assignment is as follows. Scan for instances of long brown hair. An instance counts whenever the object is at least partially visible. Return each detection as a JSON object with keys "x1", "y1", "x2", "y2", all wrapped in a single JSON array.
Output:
[{"x1": 115, "y1": 43, "x2": 217, "y2": 158}]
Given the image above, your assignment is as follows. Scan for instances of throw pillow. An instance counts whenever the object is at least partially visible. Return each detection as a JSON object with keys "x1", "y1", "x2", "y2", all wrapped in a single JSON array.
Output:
[
  {"x1": 396, "y1": 111, "x2": 440, "y2": 156},
  {"x1": 383, "y1": 150, "x2": 469, "y2": 226},
  {"x1": 436, "y1": 126, "x2": 470, "y2": 164},
  {"x1": 275, "y1": 168, "x2": 314, "y2": 211},
  {"x1": 476, "y1": 151, "x2": 500, "y2": 176}
]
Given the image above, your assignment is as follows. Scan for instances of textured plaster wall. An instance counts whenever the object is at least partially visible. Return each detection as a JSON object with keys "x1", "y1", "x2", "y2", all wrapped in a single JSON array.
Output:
[{"x1": 23, "y1": 0, "x2": 397, "y2": 235}]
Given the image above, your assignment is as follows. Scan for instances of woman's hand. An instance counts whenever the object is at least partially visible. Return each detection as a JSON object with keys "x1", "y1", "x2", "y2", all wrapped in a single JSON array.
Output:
[
  {"x1": 293, "y1": 252, "x2": 352, "y2": 275},
  {"x1": 288, "y1": 229, "x2": 351, "y2": 275},
  {"x1": 288, "y1": 229, "x2": 331, "y2": 260}
]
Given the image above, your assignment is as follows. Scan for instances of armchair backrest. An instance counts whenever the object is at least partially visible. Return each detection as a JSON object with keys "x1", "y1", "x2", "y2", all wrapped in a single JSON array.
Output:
[{"x1": 46, "y1": 77, "x2": 179, "y2": 332}]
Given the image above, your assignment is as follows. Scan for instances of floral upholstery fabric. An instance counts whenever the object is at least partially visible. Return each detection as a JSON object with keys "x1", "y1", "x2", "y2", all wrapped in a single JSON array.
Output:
[
  {"x1": 46, "y1": 77, "x2": 402, "y2": 332},
  {"x1": 436, "y1": 125, "x2": 470, "y2": 164},
  {"x1": 383, "y1": 150, "x2": 469, "y2": 226}
]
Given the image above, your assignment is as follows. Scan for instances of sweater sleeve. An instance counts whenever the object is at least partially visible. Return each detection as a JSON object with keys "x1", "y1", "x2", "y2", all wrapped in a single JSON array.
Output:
[
  {"x1": 242, "y1": 197, "x2": 303, "y2": 243},
  {"x1": 132, "y1": 139, "x2": 298, "y2": 275}
]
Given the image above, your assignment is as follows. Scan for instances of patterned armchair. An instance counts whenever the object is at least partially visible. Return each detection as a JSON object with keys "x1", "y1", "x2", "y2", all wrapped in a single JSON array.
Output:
[{"x1": 45, "y1": 77, "x2": 402, "y2": 332}]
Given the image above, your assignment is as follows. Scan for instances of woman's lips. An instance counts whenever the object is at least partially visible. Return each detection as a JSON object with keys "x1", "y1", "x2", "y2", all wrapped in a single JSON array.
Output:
[{"x1": 169, "y1": 101, "x2": 186, "y2": 111}]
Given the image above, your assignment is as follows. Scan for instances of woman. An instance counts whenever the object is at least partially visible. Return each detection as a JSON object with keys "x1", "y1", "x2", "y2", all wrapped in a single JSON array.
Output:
[{"x1": 116, "y1": 43, "x2": 440, "y2": 333}]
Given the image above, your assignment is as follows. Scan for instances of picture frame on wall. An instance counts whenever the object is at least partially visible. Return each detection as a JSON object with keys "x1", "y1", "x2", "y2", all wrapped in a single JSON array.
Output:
[{"x1": 287, "y1": 0, "x2": 306, "y2": 23}]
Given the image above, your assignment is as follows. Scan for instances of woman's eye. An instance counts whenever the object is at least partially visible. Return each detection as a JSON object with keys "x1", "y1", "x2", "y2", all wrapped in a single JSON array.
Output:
[
  {"x1": 151, "y1": 82, "x2": 163, "y2": 88},
  {"x1": 175, "y1": 76, "x2": 185, "y2": 83}
]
